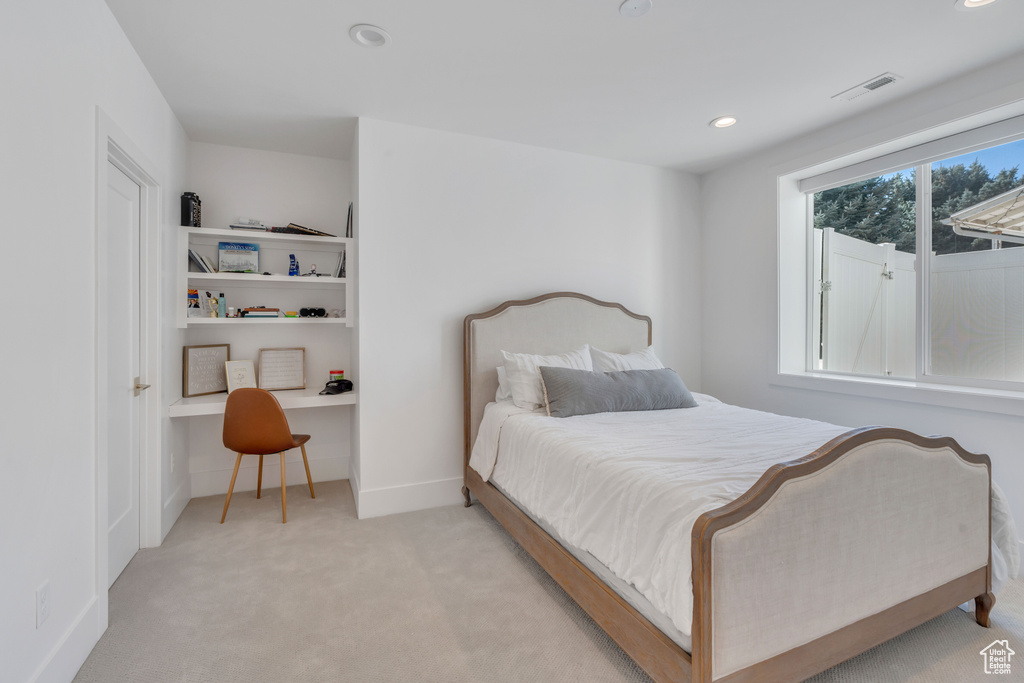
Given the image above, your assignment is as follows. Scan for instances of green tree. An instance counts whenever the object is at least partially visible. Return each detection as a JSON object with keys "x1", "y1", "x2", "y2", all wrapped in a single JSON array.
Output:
[
  {"x1": 814, "y1": 161, "x2": 1021, "y2": 255},
  {"x1": 814, "y1": 170, "x2": 916, "y2": 251}
]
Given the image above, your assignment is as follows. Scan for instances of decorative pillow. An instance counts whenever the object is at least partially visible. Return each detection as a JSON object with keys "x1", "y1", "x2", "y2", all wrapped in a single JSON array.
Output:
[
  {"x1": 495, "y1": 366, "x2": 512, "y2": 402},
  {"x1": 501, "y1": 345, "x2": 592, "y2": 409},
  {"x1": 590, "y1": 345, "x2": 665, "y2": 372},
  {"x1": 538, "y1": 366, "x2": 697, "y2": 418}
]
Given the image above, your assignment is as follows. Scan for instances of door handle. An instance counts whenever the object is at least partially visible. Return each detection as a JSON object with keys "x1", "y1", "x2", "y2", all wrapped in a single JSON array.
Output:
[{"x1": 134, "y1": 377, "x2": 151, "y2": 397}]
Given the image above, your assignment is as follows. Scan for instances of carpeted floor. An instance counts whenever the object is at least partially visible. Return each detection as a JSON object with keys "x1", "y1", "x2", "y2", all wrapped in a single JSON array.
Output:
[{"x1": 74, "y1": 480, "x2": 1024, "y2": 682}]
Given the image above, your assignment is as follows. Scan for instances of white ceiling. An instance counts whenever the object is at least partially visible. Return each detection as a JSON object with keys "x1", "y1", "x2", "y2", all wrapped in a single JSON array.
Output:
[{"x1": 105, "y1": 0, "x2": 1024, "y2": 173}]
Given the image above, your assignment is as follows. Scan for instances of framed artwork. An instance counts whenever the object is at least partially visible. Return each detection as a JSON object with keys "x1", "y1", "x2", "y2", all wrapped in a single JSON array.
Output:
[
  {"x1": 225, "y1": 360, "x2": 257, "y2": 393},
  {"x1": 183, "y1": 344, "x2": 230, "y2": 397},
  {"x1": 258, "y1": 347, "x2": 306, "y2": 391}
]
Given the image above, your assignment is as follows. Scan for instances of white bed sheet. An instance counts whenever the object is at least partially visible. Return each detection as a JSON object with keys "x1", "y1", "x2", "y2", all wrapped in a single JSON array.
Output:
[{"x1": 470, "y1": 396, "x2": 1018, "y2": 640}]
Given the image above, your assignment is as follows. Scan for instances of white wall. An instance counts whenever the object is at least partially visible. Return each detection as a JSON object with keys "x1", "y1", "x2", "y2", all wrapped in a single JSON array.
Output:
[
  {"x1": 353, "y1": 118, "x2": 702, "y2": 517},
  {"x1": 0, "y1": 1, "x2": 189, "y2": 681},
  {"x1": 186, "y1": 142, "x2": 354, "y2": 497},
  {"x1": 700, "y1": 51, "x2": 1024, "y2": 533}
]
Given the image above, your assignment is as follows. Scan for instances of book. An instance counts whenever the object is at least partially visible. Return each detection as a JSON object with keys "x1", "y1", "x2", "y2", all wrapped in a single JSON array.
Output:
[
  {"x1": 187, "y1": 289, "x2": 213, "y2": 317},
  {"x1": 218, "y1": 242, "x2": 259, "y2": 273},
  {"x1": 230, "y1": 218, "x2": 268, "y2": 231},
  {"x1": 243, "y1": 306, "x2": 279, "y2": 318},
  {"x1": 188, "y1": 249, "x2": 211, "y2": 273},
  {"x1": 268, "y1": 223, "x2": 336, "y2": 237},
  {"x1": 199, "y1": 254, "x2": 217, "y2": 273},
  {"x1": 345, "y1": 202, "x2": 353, "y2": 238},
  {"x1": 333, "y1": 250, "x2": 346, "y2": 279},
  {"x1": 186, "y1": 289, "x2": 201, "y2": 317}
]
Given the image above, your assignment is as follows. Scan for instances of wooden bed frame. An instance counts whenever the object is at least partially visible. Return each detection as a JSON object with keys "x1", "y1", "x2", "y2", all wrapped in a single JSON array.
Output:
[{"x1": 462, "y1": 292, "x2": 993, "y2": 683}]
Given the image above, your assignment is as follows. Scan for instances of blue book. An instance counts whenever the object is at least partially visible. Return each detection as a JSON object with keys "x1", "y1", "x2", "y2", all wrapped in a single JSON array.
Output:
[{"x1": 218, "y1": 242, "x2": 259, "y2": 273}]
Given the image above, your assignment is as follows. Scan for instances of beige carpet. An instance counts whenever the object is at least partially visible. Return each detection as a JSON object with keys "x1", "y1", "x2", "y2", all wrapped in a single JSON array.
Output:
[{"x1": 74, "y1": 481, "x2": 1024, "y2": 682}]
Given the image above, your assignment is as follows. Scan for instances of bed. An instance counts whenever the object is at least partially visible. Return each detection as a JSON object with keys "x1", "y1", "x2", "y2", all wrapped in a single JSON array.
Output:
[{"x1": 462, "y1": 292, "x2": 1004, "y2": 683}]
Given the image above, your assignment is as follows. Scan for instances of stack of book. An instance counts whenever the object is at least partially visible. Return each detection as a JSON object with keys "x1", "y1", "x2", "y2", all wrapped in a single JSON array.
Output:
[
  {"x1": 188, "y1": 249, "x2": 217, "y2": 273},
  {"x1": 242, "y1": 307, "x2": 280, "y2": 318}
]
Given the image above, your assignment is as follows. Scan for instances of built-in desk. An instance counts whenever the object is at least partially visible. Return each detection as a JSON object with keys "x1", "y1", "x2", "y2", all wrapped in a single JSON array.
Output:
[{"x1": 169, "y1": 389, "x2": 358, "y2": 417}]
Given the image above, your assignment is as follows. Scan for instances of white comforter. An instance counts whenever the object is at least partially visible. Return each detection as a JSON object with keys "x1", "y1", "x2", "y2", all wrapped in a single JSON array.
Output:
[{"x1": 469, "y1": 395, "x2": 1019, "y2": 638}]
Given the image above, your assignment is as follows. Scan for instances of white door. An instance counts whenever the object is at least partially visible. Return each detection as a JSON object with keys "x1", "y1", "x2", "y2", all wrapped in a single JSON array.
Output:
[{"x1": 106, "y1": 162, "x2": 142, "y2": 587}]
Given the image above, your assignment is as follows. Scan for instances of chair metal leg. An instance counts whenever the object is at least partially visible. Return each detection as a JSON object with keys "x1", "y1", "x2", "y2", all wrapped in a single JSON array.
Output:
[
  {"x1": 257, "y1": 454, "x2": 264, "y2": 499},
  {"x1": 300, "y1": 444, "x2": 315, "y2": 498},
  {"x1": 221, "y1": 453, "x2": 243, "y2": 523},
  {"x1": 280, "y1": 452, "x2": 287, "y2": 524}
]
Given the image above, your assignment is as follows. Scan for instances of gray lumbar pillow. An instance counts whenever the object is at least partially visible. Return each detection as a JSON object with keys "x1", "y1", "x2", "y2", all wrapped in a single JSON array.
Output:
[{"x1": 538, "y1": 366, "x2": 698, "y2": 418}]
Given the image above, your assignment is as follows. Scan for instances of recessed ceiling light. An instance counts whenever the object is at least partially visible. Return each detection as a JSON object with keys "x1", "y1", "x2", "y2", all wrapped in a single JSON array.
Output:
[
  {"x1": 350, "y1": 24, "x2": 391, "y2": 48},
  {"x1": 954, "y1": 0, "x2": 998, "y2": 9},
  {"x1": 619, "y1": 0, "x2": 652, "y2": 18},
  {"x1": 710, "y1": 116, "x2": 737, "y2": 129}
]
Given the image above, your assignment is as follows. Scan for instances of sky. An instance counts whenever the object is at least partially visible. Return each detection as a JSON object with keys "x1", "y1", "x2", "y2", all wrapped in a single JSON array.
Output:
[
  {"x1": 931, "y1": 137, "x2": 1024, "y2": 174},
  {"x1": 880, "y1": 137, "x2": 1023, "y2": 181}
]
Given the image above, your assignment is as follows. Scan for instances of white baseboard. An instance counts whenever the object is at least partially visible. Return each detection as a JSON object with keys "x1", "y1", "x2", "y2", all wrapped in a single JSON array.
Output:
[
  {"x1": 160, "y1": 478, "x2": 190, "y2": 542},
  {"x1": 355, "y1": 476, "x2": 463, "y2": 519},
  {"x1": 189, "y1": 456, "x2": 349, "y2": 498},
  {"x1": 30, "y1": 596, "x2": 99, "y2": 683}
]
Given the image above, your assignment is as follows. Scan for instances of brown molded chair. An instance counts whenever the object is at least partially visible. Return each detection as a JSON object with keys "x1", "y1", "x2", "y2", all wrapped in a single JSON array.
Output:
[{"x1": 221, "y1": 388, "x2": 314, "y2": 524}]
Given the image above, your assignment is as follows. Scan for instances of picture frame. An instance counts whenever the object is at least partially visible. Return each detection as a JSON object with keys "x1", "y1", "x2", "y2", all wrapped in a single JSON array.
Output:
[
  {"x1": 258, "y1": 347, "x2": 306, "y2": 391},
  {"x1": 182, "y1": 344, "x2": 230, "y2": 397},
  {"x1": 218, "y1": 241, "x2": 259, "y2": 273},
  {"x1": 225, "y1": 360, "x2": 257, "y2": 393}
]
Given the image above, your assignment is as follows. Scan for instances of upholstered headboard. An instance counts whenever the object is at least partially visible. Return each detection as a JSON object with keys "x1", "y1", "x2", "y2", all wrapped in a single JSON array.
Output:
[{"x1": 463, "y1": 292, "x2": 651, "y2": 471}]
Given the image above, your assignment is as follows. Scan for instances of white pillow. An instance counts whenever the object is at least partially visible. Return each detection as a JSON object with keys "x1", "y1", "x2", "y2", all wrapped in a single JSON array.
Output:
[
  {"x1": 501, "y1": 345, "x2": 593, "y2": 409},
  {"x1": 590, "y1": 345, "x2": 665, "y2": 372},
  {"x1": 495, "y1": 366, "x2": 513, "y2": 402}
]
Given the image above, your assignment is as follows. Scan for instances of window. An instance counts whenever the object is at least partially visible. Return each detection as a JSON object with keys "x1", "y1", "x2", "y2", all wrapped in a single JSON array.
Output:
[{"x1": 807, "y1": 136, "x2": 1024, "y2": 388}]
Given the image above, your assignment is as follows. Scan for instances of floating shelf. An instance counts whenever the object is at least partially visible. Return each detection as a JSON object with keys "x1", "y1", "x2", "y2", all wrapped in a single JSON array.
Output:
[
  {"x1": 186, "y1": 317, "x2": 348, "y2": 325},
  {"x1": 184, "y1": 226, "x2": 352, "y2": 249},
  {"x1": 170, "y1": 388, "x2": 358, "y2": 418},
  {"x1": 186, "y1": 272, "x2": 347, "y2": 289}
]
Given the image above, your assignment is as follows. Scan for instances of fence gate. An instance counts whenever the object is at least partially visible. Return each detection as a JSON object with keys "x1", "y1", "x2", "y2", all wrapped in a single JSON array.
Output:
[{"x1": 814, "y1": 228, "x2": 915, "y2": 378}]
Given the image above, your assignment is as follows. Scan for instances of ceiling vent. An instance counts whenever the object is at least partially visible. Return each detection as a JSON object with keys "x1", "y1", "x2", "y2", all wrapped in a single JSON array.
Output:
[{"x1": 831, "y1": 72, "x2": 901, "y2": 102}]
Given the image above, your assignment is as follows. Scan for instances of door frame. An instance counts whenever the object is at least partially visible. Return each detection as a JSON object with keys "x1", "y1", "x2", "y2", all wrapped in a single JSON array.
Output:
[{"x1": 94, "y1": 108, "x2": 162, "y2": 630}]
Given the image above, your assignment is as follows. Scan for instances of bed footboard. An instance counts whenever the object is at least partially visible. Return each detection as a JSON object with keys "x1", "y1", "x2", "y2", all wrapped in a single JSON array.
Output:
[{"x1": 691, "y1": 427, "x2": 992, "y2": 683}]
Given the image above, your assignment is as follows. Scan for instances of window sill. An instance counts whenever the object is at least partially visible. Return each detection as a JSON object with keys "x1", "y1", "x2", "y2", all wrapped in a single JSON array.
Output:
[{"x1": 772, "y1": 372, "x2": 1024, "y2": 418}]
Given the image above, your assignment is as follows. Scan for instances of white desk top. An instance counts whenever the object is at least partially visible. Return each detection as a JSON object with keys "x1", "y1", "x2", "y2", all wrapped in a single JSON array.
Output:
[{"x1": 169, "y1": 388, "x2": 358, "y2": 417}]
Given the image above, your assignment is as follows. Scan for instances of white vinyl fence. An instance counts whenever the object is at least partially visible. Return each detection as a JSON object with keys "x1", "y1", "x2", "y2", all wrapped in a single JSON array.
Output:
[
  {"x1": 931, "y1": 247, "x2": 1024, "y2": 382},
  {"x1": 813, "y1": 228, "x2": 1024, "y2": 381},
  {"x1": 813, "y1": 228, "x2": 915, "y2": 378}
]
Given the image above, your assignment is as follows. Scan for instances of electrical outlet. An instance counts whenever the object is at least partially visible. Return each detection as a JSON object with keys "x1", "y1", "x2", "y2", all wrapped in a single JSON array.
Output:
[{"x1": 36, "y1": 581, "x2": 50, "y2": 628}]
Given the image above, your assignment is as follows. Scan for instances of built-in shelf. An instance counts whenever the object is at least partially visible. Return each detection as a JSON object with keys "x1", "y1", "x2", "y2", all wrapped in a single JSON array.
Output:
[
  {"x1": 178, "y1": 224, "x2": 354, "y2": 329},
  {"x1": 186, "y1": 272, "x2": 348, "y2": 289},
  {"x1": 186, "y1": 317, "x2": 348, "y2": 325},
  {"x1": 170, "y1": 388, "x2": 358, "y2": 417},
  {"x1": 185, "y1": 226, "x2": 352, "y2": 250}
]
